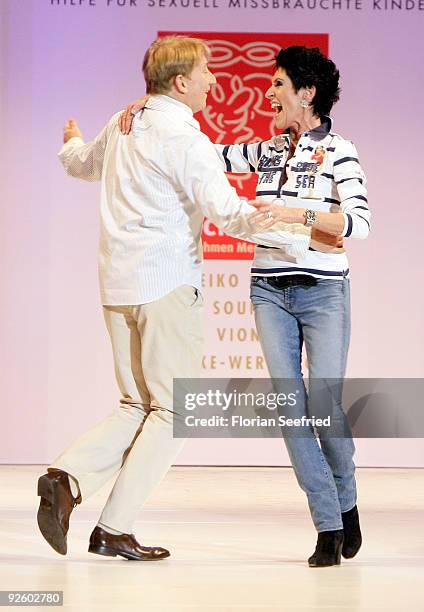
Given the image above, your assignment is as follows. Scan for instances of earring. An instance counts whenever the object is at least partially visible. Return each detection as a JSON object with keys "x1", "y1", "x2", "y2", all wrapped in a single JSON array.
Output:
[{"x1": 300, "y1": 99, "x2": 310, "y2": 108}]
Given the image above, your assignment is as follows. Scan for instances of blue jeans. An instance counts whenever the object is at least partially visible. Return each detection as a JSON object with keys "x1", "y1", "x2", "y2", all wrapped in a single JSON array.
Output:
[{"x1": 250, "y1": 276, "x2": 356, "y2": 532}]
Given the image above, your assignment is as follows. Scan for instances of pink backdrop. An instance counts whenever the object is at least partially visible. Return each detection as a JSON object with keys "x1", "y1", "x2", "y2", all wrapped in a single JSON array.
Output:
[{"x1": 1, "y1": 0, "x2": 423, "y2": 466}]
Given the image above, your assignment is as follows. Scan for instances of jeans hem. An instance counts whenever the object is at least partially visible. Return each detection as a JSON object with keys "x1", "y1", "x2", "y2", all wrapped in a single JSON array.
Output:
[{"x1": 317, "y1": 524, "x2": 344, "y2": 533}]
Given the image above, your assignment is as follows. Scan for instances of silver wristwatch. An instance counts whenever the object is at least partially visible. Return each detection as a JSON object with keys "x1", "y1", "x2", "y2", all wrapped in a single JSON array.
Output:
[{"x1": 304, "y1": 209, "x2": 317, "y2": 227}]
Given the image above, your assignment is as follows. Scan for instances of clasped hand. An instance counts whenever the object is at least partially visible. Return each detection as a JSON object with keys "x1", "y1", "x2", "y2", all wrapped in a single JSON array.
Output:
[
  {"x1": 248, "y1": 202, "x2": 344, "y2": 251},
  {"x1": 248, "y1": 202, "x2": 305, "y2": 228}
]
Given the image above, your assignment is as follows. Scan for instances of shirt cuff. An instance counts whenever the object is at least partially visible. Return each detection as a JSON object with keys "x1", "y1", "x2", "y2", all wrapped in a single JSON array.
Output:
[
  {"x1": 58, "y1": 136, "x2": 85, "y2": 156},
  {"x1": 342, "y1": 213, "x2": 353, "y2": 238}
]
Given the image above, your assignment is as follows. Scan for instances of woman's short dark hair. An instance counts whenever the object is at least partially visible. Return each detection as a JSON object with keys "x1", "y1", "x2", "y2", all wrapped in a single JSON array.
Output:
[{"x1": 275, "y1": 46, "x2": 340, "y2": 118}]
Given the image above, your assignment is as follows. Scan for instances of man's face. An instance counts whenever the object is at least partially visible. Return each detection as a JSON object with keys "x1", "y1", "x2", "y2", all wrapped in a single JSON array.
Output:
[
  {"x1": 266, "y1": 68, "x2": 306, "y2": 131},
  {"x1": 184, "y1": 55, "x2": 216, "y2": 114}
]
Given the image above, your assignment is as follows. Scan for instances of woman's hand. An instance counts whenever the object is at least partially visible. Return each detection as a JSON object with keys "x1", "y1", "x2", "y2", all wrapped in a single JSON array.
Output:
[
  {"x1": 118, "y1": 95, "x2": 150, "y2": 134},
  {"x1": 248, "y1": 201, "x2": 305, "y2": 228},
  {"x1": 248, "y1": 201, "x2": 345, "y2": 252}
]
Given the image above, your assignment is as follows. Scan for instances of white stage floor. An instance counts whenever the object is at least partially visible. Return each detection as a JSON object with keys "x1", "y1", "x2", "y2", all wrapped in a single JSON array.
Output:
[{"x1": 0, "y1": 466, "x2": 423, "y2": 611}]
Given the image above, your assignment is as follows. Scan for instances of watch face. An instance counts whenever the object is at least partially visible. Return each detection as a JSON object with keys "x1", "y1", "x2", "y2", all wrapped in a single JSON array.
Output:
[{"x1": 305, "y1": 210, "x2": 317, "y2": 225}]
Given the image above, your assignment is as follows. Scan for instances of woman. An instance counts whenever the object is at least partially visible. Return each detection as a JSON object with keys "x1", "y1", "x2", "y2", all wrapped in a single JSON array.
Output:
[{"x1": 121, "y1": 45, "x2": 369, "y2": 567}]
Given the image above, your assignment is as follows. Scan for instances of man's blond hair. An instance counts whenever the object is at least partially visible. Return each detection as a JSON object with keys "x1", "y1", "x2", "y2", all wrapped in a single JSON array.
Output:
[{"x1": 143, "y1": 36, "x2": 210, "y2": 95}]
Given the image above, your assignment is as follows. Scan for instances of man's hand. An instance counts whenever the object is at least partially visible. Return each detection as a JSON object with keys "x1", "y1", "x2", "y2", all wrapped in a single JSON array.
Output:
[
  {"x1": 310, "y1": 228, "x2": 345, "y2": 252},
  {"x1": 118, "y1": 95, "x2": 150, "y2": 134},
  {"x1": 63, "y1": 119, "x2": 83, "y2": 144}
]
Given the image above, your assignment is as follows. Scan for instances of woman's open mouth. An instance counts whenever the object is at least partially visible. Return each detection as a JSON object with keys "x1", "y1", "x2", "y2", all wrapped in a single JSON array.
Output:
[{"x1": 271, "y1": 101, "x2": 283, "y2": 116}]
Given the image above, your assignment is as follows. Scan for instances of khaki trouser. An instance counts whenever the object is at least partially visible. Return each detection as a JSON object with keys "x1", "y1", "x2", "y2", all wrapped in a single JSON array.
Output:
[{"x1": 50, "y1": 285, "x2": 203, "y2": 533}]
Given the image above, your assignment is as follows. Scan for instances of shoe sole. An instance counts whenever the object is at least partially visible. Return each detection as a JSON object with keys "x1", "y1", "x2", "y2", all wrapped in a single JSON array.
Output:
[
  {"x1": 308, "y1": 547, "x2": 342, "y2": 567},
  {"x1": 88, "y1": 544, "x2": 170, "y2": 561},
  {"x1": 37, "y1": 476, "x2": 67, "y2": 555},
  {"x1": 309, "y1": 560, "x2": 342, "y2": 567}
]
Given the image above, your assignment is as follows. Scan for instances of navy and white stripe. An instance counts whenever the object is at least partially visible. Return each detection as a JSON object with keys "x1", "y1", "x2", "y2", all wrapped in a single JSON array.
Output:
[
  {"x1": 217, "y1": 140, "x2": 264, "y2": 174},
  {"x1": 215, "y1": 117, "x2": 370, "y2": 280}
]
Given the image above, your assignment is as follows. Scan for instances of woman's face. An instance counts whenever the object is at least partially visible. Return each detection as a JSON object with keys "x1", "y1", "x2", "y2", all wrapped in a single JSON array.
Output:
[{"x1": 266, "y1": 67, "x2": 310, "y2": 131}]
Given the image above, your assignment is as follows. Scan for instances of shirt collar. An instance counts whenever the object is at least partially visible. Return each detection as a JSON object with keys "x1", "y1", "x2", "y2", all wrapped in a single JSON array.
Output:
[
  {"x1": 306, "y1": 116, "x2": 333, "y2": 140},
  {"x1": 144, "y1": 95, "x2": 200, "y2": 130},
  {"x1": 283, "y1": 116, "x2": 333, "y2": 141}
]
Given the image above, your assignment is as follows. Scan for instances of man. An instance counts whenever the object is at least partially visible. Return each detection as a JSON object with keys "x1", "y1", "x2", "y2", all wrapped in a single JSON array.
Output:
[{"x1": 37, "y1": 36, "x2": 311, "y2": 561}]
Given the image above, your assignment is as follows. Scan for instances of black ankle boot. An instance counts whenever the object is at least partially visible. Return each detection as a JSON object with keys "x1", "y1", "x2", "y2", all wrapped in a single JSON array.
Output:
[
  {"x1": 341, "y1": 505, "x2": 362, "y2": 558},
  {"x1": 308, "y1": 530, "x2": 344, "y2": 567}
]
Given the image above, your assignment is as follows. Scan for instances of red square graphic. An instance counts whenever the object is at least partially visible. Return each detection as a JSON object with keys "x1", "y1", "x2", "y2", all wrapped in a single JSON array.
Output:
[{"x1": 159, "y1": 32, "x2": 329, "y2": 259}]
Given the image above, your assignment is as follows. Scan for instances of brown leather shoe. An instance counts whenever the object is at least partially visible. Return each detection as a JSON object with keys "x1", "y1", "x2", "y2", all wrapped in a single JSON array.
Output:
[
  {"x1": 88, "y1": 526, "x2": 170, "y2": 561},
  {"x1": 37, "y1": 470, "x2": 81, "y2": 555}
]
